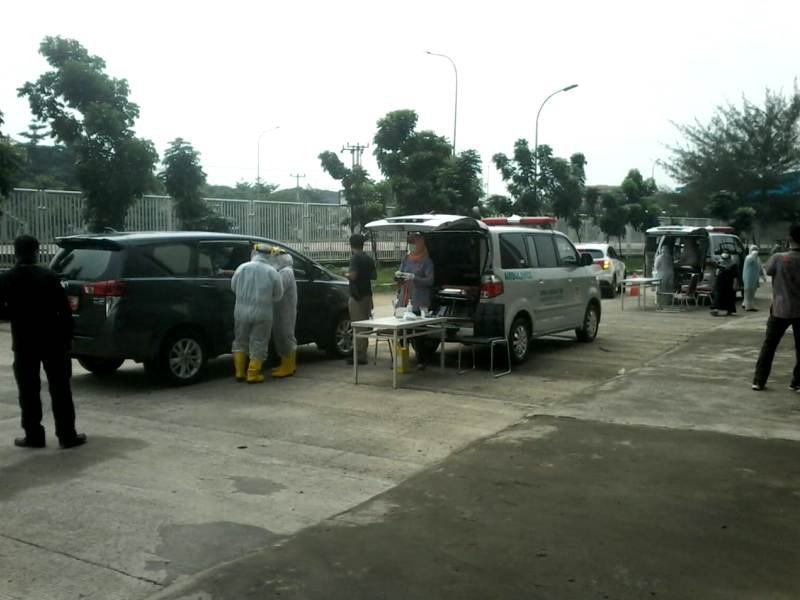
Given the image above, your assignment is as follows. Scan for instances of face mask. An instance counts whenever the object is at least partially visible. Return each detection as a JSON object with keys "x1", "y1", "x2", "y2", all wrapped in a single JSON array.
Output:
[{"x1": 409, "y1": 243, "x2": 417, "y2": 253}]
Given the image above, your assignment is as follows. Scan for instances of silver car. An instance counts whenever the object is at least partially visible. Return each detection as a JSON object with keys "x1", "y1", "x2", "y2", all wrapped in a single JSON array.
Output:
[{"x1": 366, "y1": 214, "x2": 603, "y2": 364}]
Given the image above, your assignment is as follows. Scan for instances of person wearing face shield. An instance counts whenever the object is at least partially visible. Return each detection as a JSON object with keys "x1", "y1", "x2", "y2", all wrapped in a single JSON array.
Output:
[
  {"x1": 267, "y1": 247, "x2": 298, "y2": 378},
  {"x1": 395, "y1": 232, "x2": 435, "y2": 369},
  {"x1": 230, "y1": 243, "x2": 284, "y2": 383}
]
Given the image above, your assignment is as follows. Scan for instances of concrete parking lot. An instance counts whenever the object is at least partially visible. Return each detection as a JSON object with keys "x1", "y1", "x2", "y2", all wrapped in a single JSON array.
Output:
[{"x1": 2, "y1": 290, "x2": 799, "y2": 599}]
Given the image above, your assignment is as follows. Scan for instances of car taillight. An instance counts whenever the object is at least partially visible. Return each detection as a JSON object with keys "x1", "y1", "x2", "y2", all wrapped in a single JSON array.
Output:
[
  {"x1": 83, "y1": 280, "x2": 126, "y2": 297},
  {"x1": 480, "y1": 275, "x2": 504, "y2": 299},
  {"x1": 593, "y1": 259, "x2": 610, "y2": 269}
]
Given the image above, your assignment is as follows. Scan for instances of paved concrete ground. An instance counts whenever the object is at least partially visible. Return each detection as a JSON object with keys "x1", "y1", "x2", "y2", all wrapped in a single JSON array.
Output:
[{"x1": 1, "y1": 289, "x2": 799, "y2": 599}]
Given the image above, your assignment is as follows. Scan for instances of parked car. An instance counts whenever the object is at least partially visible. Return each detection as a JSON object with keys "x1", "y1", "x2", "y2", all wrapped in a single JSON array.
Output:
[
  {"x1": 645, "y1": 225, "x2": 746, "y2": 296},
  {"x1": 365, "y1": 214, "x2": 602, "y2": 364},
  {"x1": 575, "y1": 243, "x2": 626, "y2": 298},
  {"x1": 51, "y1": 232, "x2": 352, "y2": 385}
]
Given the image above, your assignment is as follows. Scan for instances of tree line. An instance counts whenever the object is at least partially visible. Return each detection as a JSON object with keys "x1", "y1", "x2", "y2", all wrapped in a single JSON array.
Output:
[{"x1": 1, "y1": 36, "x2": 798, "y2": 241}]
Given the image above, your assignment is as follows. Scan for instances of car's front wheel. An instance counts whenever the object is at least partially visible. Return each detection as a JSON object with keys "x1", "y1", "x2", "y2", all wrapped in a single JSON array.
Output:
[
  {"x1": 154, "y1": 329, "x2": 207, "y2": 385},
  {"x1": 576, "y1": 302, "x2": 600, "y2": 342},
  {"x1": 77, "y1": 356, "x2": 124, "y2": 376},
  {"x1": 324, "y1": 311, "x2": 352, "y2": 358}
]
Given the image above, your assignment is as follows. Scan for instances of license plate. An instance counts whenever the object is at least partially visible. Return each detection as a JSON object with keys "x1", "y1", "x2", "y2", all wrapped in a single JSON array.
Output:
[{"x1": 68, "y1": 296, "x2": 79, "y2": 312}]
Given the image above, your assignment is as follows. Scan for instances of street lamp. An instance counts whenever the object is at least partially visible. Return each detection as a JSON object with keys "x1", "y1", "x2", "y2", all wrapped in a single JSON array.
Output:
[
  {"x1": 533, "y1": 84, "x2": 578, "y2": 205},
  {"x1": 425, "y1": 50, "x2": 458, "y2": 154},
  {"x1": 651, "y1": 158, "x2": 664, "y2": 182},
  {"x1": 256, "y1": 126, "x2": 280, "y2": 200}
]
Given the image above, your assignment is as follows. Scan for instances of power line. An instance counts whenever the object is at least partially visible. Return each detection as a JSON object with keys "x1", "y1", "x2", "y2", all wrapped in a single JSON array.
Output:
[
  {"x1": 341, "y1": 143, "x2": 368, "y2": 169},
  {"x1": 289, "y1": 173, "x2": 306, "y2": 203}
]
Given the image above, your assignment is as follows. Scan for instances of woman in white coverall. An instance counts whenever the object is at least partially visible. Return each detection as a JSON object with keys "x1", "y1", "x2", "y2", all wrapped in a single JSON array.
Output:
[
  {"x1": 268, "y1": 247, "x2": 298, "y2": 378},
  {"x1": 231, "y1": 244, "x2": 284, "y2": 383}
]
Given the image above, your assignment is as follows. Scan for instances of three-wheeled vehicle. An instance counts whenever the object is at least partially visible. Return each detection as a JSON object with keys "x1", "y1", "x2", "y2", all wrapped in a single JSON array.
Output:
[{"x1": 645, "y1": 225, "x2": 746, "y2": 296}]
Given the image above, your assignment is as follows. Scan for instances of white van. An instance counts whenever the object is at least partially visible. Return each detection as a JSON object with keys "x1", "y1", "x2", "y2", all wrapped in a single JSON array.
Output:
[{"x1": 366, "y1": 214, "x2": 602, "y2": 364}]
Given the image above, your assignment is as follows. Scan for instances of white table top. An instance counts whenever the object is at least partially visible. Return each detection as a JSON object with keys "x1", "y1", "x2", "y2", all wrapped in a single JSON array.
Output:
[
  {"x1": 621, "y1": 277, "x2": 661, "y2": 285},
  {"x1": 351, "y1": 316, "x2": 449, "y2": 330}
]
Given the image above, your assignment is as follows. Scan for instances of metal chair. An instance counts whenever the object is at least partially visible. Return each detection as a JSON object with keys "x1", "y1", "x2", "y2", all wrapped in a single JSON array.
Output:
[
  {"x1": 455, "y1": 310, "x2": 511, "y2": 378},
  {"x1": 674, "y1": 273, "x2": 700, "y2": 307}
]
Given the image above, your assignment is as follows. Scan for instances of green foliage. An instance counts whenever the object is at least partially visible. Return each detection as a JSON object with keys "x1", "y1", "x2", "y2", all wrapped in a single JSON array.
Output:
[
  {"x1": 373, "y1": 109, "x2": 482, "y2": 215},
  {"x1": 492, "y1": 139, "x2": 538, "y2": 214},
  {"x1": 731, "y1": 206, "x2": 757, "y2": 239},
  {"x1": 493, "y1": 141, "x2": 587, "y2": 238},
  {"x1": 0, "y1": 110, "x2": 26, "y2": 198},
  {"x1": 17, "y1": 122, "x2": 80, "y2": 190},
  {"x1": 597, "y1": 191, "x2": 630, "y2": 251},
  {"x1": 667, "y1": 84, "x2": 800, "y2": 224},
  {"x1": 620, "y1": 169, "x2": 660, "y2": 232},
  {"x1": 483, "y1": 194, "x2": 514, "y2": 216},
  {"x1": 160, "y1": 138, "x2": 229, "y2": 232},
  {"x1": 18, "y1": 36, "x2": 158, "y2": 231},
  {"x1": 319, "y1": 150, "x2": 386, "y2": 232}
]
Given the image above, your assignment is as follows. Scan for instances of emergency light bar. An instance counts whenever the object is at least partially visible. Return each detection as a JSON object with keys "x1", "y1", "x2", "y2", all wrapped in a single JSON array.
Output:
[
  {"x1": 481, "y1": 216, "x2": 557, "y2": 227},
  {"x1": 706, "y1": 226, "x2": 735, "y2": 233}
]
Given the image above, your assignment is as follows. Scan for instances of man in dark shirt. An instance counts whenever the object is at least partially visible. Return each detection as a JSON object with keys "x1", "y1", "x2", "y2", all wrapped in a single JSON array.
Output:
[
  {"x1": 753, "y1": 224, "x2": 800, "y2": 391},
  {"x1": 0, "y1": 235, "x2": 86, "y2": 448},
  {"x1": 345, "y1": 233, "x2": 377, "y2": 365}
]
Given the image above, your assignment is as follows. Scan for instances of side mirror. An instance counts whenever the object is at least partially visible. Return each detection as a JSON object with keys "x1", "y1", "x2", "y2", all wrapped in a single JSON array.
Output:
[
  {"x1": 308, "y1": 264, "x2": 323, "y2": 281},
  {"x1": 580, "y1": 253, "x2": 594, "y2": 266}
]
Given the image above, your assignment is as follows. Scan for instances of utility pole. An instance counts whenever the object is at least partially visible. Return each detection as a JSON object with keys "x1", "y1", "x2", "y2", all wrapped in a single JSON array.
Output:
[
  {"x1": 290, "y1": 173, "x2": 306, "y2": 203},
  {"x1": 341, "y1": 143, "x2": 368, "y2": 169},
  {"x1": 341, "y1": 143, "x2": 368, "y2": 232}
]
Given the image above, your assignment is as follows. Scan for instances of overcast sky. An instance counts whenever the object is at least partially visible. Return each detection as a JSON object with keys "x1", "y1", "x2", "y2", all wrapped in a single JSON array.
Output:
[{"x1": 2, "y1": 0, "x2": 798, "y2": 197}]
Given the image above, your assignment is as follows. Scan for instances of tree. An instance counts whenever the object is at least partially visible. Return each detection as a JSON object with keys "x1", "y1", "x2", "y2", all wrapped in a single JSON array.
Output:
[
  {"x1": 619, "y1": 168, "x2": 660, "y2": 232},
  {"x1": 492, "y1": 139, "x2": 538, "y2": 214},
  {"x1": 160, "y1": 138, "x2": 229, "y2": 232},
  {"x1": 483, "y1": 194, "x2": 514, "y2": 216},
  {"x1": 731, "y1": 206, "x2": 757, "y2": 243},
  {"x1": 19, "y1": 37, "x2": 158, "y2": 231},
  {"x1": 667, "y1": 84, "x2": 800, "y2": 226},
  {"x1": 597, "y1": 191, "x2": 629, "y2": 253},
  {"x1": 0, "y1": 110, "x2": 25, "y2": 198},
  {"x1": 373, "y1": 109, "x2": 482, "y2": 215},
  {"x1": 18, "y1": 122, "x2": 49, "y2": 146},
  {"x1": 319, "y1": 151, "x2": 385, "y2": 232}
]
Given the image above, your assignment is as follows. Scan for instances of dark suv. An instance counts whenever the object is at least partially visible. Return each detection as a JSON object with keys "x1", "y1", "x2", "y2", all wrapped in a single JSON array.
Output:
[{"x1": 51, "y1": 232, "x2": 352, "y2": 384}]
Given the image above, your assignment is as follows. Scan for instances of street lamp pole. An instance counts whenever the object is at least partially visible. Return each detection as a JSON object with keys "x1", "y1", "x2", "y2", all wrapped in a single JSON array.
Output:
[
  {"x1": 425, "y1": 50, "x2": 458, "y2": 154},
  {"x1": 256, "y1": 126, "x2": 280, "y2": 200},
  {"x1": 533, "y1": 84, "x2": 578, "y2": 206}
]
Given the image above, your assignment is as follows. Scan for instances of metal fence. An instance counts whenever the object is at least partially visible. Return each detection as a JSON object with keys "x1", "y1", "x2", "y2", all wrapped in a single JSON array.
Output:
[
  {"x1": 1, "y1": 189, "x2": 722, "y2": 267},
  {"x1": 1, "y1": 189, "x2": 406, "y2": 266}
]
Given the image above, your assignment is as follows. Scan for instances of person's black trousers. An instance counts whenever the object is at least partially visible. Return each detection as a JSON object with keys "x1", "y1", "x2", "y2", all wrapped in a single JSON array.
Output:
[
  {"x1": 753, "y1": 315, "x2": 800, "y2": 387},
  {"x1": 13, "y1": 351, "x2": 76, "y2": 443}
]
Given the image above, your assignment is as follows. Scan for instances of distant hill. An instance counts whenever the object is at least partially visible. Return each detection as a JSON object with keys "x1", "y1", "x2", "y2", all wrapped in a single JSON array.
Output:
[{"x1": 203, "y1": 183, "x2": 341, "y2": 204}]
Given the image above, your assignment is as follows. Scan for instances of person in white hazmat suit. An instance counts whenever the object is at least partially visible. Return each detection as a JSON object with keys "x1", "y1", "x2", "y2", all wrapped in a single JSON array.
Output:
[
  {"x1": 654, "y1": 243, "x2": 675, "y2": 307},
  {"x1": 268, "y1": 247, "x2": 298, "y2": 378},
  {"x1": 230, "y1": 244, "x2": 284, "y2": 383}
]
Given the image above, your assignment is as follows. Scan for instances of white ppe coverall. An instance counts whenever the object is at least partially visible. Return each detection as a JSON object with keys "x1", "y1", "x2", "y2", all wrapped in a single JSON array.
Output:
[
  {"x1": 271, "y1": 253, "x2": 297, "y2": 357},
  {"x1": 654, "y1": 248, "x2": 675, "y2": 305},
  {"x1": 230, "y1": 254, "x2": 284, "y2": 360}
]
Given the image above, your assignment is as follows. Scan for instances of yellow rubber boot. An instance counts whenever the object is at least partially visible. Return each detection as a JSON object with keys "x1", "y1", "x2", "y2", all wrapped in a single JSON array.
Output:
[
  {"x1": 233, "y1": 352, "x2": 248, "y2": 382},
  {"x1": 271, "y1": 353, "x2": 295, "y2": 378},
  {"x1": 246, "y1": 358, "x2": 265, "y2": 383}
]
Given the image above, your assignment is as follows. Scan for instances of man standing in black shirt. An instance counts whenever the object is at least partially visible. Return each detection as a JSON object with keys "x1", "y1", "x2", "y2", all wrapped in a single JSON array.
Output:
[
  {"x1": 0, "y1": 235, "x2": 86, "y2": 449},
  {"x1": 345, "y1": 234, "x2": 377, "y2": 365}
]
